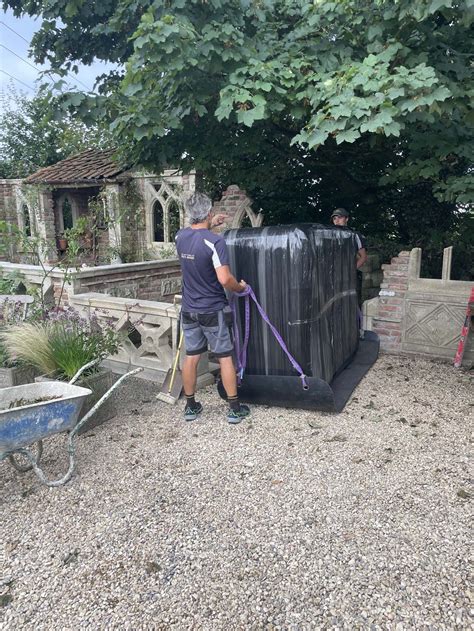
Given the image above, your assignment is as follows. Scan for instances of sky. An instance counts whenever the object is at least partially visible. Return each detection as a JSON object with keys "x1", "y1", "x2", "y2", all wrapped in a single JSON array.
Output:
[{"x1": 0, "y1": 7, "x2": 115, "y2": 107}]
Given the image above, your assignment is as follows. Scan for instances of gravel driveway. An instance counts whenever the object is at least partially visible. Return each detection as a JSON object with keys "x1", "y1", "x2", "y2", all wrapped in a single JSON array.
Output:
[{"x1": 1, "y1": 354, "x2": 472, "y2": 629}]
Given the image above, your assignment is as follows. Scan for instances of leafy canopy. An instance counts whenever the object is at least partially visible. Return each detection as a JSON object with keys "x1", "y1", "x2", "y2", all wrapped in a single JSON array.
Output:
[
  {"x1": 4, "y1": 0, "x2": 473, "y2": 202},
  {"x1": 0, "y1": 85, "x2": 110, "y2": 178},
  {"x1": 2, "y1": 0, "x2": 473, "y2": 277}
]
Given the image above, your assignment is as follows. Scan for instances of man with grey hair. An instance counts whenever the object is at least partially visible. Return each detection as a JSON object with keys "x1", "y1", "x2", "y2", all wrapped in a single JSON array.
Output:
[{"x1": 175, "y1": 192, "x2": 250, "y2": 424}]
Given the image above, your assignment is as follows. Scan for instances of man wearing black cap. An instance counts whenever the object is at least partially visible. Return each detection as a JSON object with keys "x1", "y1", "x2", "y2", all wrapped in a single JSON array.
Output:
[
  {"x1": 331, "y1": 208, "x2": 368, "y2": 339},
  {"x1": 331, "y1": 208, "x2": 368, "y2": 270}
]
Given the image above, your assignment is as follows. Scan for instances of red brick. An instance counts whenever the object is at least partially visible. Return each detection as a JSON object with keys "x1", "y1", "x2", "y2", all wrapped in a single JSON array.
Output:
[
  {"x1": 384, "y1": 269, "x2": 408, "y2": 278},
  {"x1": 379, "y1": 297, "x2": 403, "y2": 306},
  {"x1": 387, "y1": 282, "x2": 408, "y2": 291},
  {"x1": 382, "y1": 321, "x2": 401, "y2": 330},
  {"x1": 379, "y1": 305, "x2": 402, "y2": 313}
]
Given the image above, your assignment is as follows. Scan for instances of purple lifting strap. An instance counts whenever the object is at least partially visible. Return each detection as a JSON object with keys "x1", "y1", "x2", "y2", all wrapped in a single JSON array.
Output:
[{"x1": 230, "y1": 285, "x2": 308, "y2": 390}]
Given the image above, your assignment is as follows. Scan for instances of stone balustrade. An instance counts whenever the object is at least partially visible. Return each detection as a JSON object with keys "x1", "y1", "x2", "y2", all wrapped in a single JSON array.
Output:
[{"x1": 70, "y1": 292, "x2": 214, "y2": 386}]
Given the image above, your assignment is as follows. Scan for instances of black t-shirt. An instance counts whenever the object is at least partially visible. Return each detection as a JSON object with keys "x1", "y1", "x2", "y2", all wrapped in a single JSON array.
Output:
[{"x1": 333, "y1": 226, "x2": 367, "y2": 252}]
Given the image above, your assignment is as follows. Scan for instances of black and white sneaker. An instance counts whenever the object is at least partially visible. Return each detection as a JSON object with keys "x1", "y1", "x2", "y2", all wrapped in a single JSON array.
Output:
[
  {"x1": 184, "y1": 402, "x2": 203, "y2": 421},
  {"x1": 227, "y1": 404, "x2": 250, "y2": 425}
]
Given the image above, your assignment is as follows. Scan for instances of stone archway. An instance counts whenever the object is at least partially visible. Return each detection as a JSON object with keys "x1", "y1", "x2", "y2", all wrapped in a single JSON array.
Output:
[{"x1": 211, "y1": 185, "x2": 263, "y2": 233}]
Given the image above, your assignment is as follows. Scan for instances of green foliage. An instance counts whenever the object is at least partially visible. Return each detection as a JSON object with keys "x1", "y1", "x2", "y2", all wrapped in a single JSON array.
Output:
[
  {"x1": 0, "y1": 323, "x2": 56, "y2": 375},
  {"x1": 0, "y1": 271, "x2": 27, "y2": 295},
  {"x1": 0, "y1": 85, "x2": 111, "y2": 178},
  {"x1": 0, "y1": 309, "x2": 122, "y2": 380},
  {"x1": 4, "y1": 0, "x2": 473, "y2": 276},
  {"x1": 0, "y1": 338, "x2": 11, "y2": 368}
]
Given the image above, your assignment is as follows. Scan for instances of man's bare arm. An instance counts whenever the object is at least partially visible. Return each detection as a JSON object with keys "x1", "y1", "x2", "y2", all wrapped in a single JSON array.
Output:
[
  {"x1": 356, "y1": 248, "x2": 368, "y2": 269},
  {"x1": 216, "y1": 265, "x2": 246, "y2": 292}
]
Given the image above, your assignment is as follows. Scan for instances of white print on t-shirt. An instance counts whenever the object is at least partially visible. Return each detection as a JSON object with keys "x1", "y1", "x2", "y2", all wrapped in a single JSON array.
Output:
[{"x1": 181, "y1": 253, "x2": 195, "y2": 260}]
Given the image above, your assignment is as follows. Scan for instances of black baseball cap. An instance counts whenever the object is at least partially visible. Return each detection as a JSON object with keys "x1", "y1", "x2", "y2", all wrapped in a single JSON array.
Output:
[{"x1": 331, "y1": 208, "x2": 350, "y2": 219}]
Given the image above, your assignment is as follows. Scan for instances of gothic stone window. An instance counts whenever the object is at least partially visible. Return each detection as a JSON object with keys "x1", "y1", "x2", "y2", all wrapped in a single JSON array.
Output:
[
  {"x1": 16, "y1": 199, "x2": 35, "y2": 238},
  {"x1": 150, "y1": 184, "x2": 183, "y2": 244},
  {"x1": 168, "y1": 199, "x2": 180, "y2": 242},
  {"x1": 62, "y1": 197, "x2": 74, "y2": 231}
]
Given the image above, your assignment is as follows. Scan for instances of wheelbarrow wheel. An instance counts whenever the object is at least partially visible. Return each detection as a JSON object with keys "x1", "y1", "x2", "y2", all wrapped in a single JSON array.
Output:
[{"x1": 8, "y1": 440, "x2": 43, "y2": 473}]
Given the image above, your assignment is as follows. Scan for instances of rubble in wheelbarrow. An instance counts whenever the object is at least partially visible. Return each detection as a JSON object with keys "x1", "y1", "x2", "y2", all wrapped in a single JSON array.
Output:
[{"x1": 1, "y1": 395, "x2": 61, "y2": 412}]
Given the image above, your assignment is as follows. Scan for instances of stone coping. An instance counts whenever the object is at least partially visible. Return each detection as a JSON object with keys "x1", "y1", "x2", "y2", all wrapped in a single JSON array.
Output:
[
  {"x1": 0, "y1": 259, "x2": 180, "y2": 280},
  {"x1": 408, "y1": 279, "x2": 473, "y2": 295},
  {"x1": 70, "y1": 292, "x2": 179, "y2": 317}
]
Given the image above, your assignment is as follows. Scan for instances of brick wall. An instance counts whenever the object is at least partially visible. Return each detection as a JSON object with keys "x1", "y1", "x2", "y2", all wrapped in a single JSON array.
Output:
[
  {"x1": 211, "y1": 185, "x2": 262, "y2": 232},
  {"x1": 371, "y1": 251, "x2": 411, "y2": 352},
  {"x1": 76, "y1": 260, "x2": 181, "y2": 303}
]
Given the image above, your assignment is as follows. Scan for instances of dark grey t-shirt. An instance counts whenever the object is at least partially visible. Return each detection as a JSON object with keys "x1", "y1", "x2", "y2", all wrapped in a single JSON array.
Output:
[{"x1": 175, "y1": 227, "x2": 230, "y2": 313}]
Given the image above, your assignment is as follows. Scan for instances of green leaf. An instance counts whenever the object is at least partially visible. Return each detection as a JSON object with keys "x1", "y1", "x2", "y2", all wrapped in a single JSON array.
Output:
[
  {"x1": 364, "y1": 54, "x2": 378, "y2": 67},
  {"x1": 307, "y1": 129, "x2": 329, "y2": 148},
  {"x1": 134, "y1": 127, "x2": 149, "y2": 140},
  {"x1": 236, "y1": 105, "x2": 265, "y2": 126},
  {"x1": 122, "y1": 83, "x2": 142, "y2": 97},
  {"x1": 67, "y1": 93, "x2": 85, "y2": 107},
  {"x1": 383, "y1": 121, "x2": 402, "y2": 137},
  {"x1": 429, "y1": 0, "x2": 453, "y2": 12},
  {"x1": 335, "y1": 129, "x2": 361, "y2": 144},
  {"x1": 367, "y1": 24, "x2": 383, "y2": 41}
]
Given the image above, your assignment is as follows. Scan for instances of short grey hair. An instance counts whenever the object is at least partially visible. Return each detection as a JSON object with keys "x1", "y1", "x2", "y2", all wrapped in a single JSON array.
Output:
[{"x1": 185, "y1": 192, "x2": 212, "y2": 224}]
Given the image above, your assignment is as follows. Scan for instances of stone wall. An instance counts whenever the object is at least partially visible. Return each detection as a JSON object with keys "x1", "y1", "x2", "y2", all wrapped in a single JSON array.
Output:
[
  {"x1": 74, "y1": 260, "x2": 181, "y2": 302},
  {"x1": 364, "y1": 247, "x2": 474, "y2": 364},
  {"x1": 0, "y1": 259, "x2": 182, "y2": 306}
]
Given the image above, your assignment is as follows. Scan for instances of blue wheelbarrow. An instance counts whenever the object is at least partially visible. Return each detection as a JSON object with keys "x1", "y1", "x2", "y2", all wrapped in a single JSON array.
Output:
[{"x1": 0, "y1": 361, "x2": 142, "y2": 487}]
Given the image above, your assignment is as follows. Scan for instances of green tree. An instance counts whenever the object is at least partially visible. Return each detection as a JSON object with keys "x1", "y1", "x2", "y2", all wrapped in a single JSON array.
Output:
[
  {"x1": 0, "y1": 85, "x2": 110, "y2": 178},
  {"x1": 4, "y1": 0, "x2": 473, "y2": 276}
]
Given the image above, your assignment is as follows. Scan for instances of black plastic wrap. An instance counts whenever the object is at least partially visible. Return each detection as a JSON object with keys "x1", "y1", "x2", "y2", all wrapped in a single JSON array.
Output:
[{"x1": 225, "y1": 224, "x2": 359, "y2": 384}]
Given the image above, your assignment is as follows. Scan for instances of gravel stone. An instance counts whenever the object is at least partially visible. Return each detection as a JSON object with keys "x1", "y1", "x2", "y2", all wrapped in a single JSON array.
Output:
[{"x1": 1, "y1": 354, "x2": 473, "y2": 628}]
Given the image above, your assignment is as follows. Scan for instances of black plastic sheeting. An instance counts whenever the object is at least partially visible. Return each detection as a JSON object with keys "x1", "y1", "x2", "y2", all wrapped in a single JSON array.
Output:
[{"x1": 225, "y1": 224, "x2": 360, "y2": 385}]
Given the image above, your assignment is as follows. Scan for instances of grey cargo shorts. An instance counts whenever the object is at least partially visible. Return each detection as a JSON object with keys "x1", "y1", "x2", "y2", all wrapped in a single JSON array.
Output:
[{"x1": 181, "y1": 307, "x2": 234, "y2": 358}]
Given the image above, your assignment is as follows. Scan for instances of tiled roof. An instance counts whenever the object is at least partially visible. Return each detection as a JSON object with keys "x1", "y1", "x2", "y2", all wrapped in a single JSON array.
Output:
[{"x1": 24, "y1": 148, "x2": 128, "y2": 184}]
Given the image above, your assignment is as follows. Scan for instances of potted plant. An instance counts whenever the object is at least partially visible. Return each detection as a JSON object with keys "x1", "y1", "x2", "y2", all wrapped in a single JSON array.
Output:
[
  {"x1": 0, "y1": 337, "x2": 36, "y2": 387},
  {"x1": 57, "y1": 233, "x2": 68, "y2": 251},
  {"x1": 0, "y1": 296, "x2": 36, "y2": 388},
  {"x1": 1, "y1": 309, "x2": 123, "y2": 432}
]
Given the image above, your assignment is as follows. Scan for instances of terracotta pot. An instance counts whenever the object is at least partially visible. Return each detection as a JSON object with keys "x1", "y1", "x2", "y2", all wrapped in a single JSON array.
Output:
[{"x1": 58, "y1": 238, "x2": 68, "y2": 250}]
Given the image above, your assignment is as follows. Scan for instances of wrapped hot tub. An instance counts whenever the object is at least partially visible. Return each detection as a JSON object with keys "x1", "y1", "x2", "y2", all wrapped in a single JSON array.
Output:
[{"x1": 218, "y1": 224, "x2": 378, "y2": 412}]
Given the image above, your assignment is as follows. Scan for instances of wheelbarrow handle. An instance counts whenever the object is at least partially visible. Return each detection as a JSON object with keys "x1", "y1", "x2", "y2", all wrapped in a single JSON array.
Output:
[
  {"x1": 68, "y1": 359, "x2": 101, "y2": 385},
  {"x1": 71, "y1": 367, "x2": 144, "y2": 438},
  {"x1": 10, "y1": 367, "x2": 144, "y2": 488}
]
